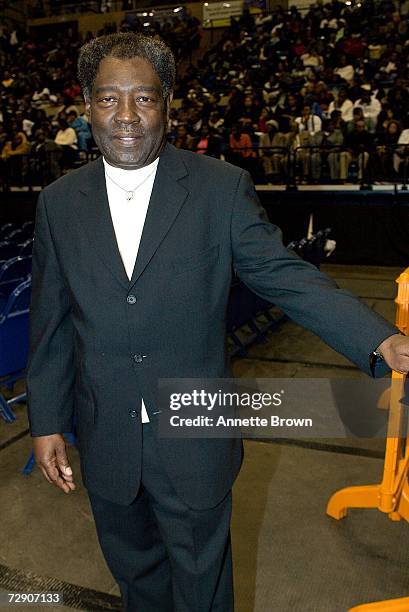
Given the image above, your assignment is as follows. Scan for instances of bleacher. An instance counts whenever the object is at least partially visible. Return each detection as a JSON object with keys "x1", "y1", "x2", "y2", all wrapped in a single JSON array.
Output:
[{"x1": 0, "y1": 221, "x2": 32, "y2": 423}]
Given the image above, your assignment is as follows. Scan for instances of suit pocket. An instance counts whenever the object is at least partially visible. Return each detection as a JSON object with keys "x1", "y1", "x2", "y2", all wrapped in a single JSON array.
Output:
[{"x1": 171, "y1": 244, "x2": 220, "y2": 275}]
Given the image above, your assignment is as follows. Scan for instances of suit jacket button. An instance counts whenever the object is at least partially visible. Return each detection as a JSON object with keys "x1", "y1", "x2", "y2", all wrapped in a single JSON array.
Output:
[
  {"x1": 127, "y1": 294, "x2": 137, "y2": 304},
  {"x1": 129, "y1": 409, "x2": 137, "y2": 418},
  {"x1": 133, "y1": 353, "x2": 144, "y2": 363}
]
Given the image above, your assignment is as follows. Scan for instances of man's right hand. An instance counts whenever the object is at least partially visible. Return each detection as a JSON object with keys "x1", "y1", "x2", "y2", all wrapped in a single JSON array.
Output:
[{"x1": 32, "y1": 434, "x2": 76, "y2": 494}]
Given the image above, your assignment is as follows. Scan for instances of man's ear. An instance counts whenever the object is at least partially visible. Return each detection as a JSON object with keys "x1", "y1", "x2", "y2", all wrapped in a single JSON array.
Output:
[
  {"x1": 165, "y1": 91, "x2": 173, "y2": 117},
  {"x1": 84, "y1": 96, "x2": 91, "y2": 123}
]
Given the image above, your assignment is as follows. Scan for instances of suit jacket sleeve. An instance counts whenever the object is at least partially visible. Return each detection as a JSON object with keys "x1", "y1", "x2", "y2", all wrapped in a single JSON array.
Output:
[
  {"x1": 26, "y1": 190, "x2": 75, "y2": 436},
  {"x1": 230, "y1": 170, "x2": 397, "y2": 376}
]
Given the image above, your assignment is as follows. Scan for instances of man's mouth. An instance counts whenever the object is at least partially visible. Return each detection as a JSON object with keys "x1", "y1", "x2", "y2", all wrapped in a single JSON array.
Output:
[{"x1": 113, "y1": 133, "x2": 143, "y2": 144}]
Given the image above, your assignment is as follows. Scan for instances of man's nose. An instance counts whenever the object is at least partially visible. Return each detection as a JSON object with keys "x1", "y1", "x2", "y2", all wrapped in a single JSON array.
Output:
[{"x1": 114, "y1": 97, "x2": 141, "y2": 125}]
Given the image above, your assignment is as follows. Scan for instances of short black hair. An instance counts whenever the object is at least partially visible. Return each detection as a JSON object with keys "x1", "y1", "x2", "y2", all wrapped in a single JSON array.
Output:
[{"x1": 77, "y1": 32, "x2": 175, "y2": 100}]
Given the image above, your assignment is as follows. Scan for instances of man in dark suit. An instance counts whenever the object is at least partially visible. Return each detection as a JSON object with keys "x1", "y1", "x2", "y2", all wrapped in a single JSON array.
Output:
[{"x1": 27, "y1": 33, "x2": 409, "y2": 612}]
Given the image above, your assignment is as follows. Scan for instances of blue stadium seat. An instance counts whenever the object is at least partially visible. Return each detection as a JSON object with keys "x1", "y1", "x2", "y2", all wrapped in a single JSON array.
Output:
[
  {"x1": 0, "y1": 278, "x2": 31, "y2": 423},
  {"x1": 19, "y1": 239, "x2": 34, "y2": 257},
  {"x1": 0, "y1": 256, "x2": 32, "y2": 303},
  {"x1": 0, "y1": 223, "x2": 17, "y2": 240},
  {"x1": 0, "y1": 241, "x2": 23, "y2": 262},
  {"x1": 6, "y1": 229, "x2": 26, "y2": 243}
]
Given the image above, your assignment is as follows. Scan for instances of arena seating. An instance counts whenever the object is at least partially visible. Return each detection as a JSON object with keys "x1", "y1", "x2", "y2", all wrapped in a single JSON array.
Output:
[
  {"x1": 0, "y1": 222, "x2": 33, "y2": 423},
  {"x1": 0, "y1": 0, "x2": 408, "y2": 189},
  {"x1": 0, "y1": 277, "x2": 31, "y2": 423}
]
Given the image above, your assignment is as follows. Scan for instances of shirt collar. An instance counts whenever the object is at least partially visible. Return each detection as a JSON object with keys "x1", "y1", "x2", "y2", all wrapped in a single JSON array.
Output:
[{"x1": 103, "y1": 156, "x2": 159, "y2": 189}]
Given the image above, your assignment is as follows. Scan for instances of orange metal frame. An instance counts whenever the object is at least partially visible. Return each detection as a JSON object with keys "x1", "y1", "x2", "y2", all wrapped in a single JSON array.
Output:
[{"x1": 326, "y1": 269, "x2": 409, "y2": 611}]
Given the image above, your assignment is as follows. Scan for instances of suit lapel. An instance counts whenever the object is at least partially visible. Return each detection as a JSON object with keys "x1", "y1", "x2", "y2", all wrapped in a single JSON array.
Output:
[
  {"x1": 75, "y1": 143, "x2": 188, "y2": 291},
  {"x1": 76, "y1": 156, "x2": 130, "y2": 290},
  {"x1": 129, "y1": 143, "x2": 188, "y2": 288}
]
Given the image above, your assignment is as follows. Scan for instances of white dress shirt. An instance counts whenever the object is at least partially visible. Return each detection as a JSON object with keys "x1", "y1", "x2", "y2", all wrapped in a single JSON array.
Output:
[
  {"x1": 103, "y1": 156, "x2": 159, "y2": 423},
  {"x1": 295, "y1": 113, "x2": 322, "y2": 135}
]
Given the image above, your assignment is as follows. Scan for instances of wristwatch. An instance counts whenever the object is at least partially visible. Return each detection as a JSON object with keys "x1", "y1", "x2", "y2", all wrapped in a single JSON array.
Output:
[{"x1": 369, "y1": 350, "x2": 385, "y2": 377}]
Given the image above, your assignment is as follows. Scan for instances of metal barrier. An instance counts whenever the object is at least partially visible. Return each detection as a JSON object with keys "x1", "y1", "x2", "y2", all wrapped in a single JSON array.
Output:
[
  {"x1": 1, "y1": 144, "x2": 409, "y2": 191},
  {"x1": 223, "y1": 143, "x2": 409, "y2": 190}
]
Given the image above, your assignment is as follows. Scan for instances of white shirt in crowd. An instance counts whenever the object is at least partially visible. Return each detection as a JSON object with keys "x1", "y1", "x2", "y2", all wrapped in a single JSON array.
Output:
[
  {"x1": 333, "y1": 64, "x2": 354, "y2": 83},
  {"x1": 55, "y1": 127, "x2": 78, "y2": 149},
  {"x1": 328, "y1": 98, "x2": 354, "y2": 122},
  {"x1": 103, "y1": 155, "x2": 160, "y2": 423},
  {"x1": 295, "y1": 113, "x2": 322, "y2": 134},
  {"x1": 353, "y1": 95, "x2": 382, "y2": 121}
]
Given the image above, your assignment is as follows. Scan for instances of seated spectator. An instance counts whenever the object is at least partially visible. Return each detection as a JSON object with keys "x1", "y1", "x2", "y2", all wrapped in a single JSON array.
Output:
[
  {"x1": 228, "y1": 123, "x2": 258, "y2": 175},
  {"x1": 1, "y1": 130, "x2": 30, "y2": 159},
  {"x1": 300, "y1": 47, "x2": 324, "y2": 70},
  {"x1": 375, "y1": 102, "x2": 399, "y2": 133},
  {"x1": 333, "y1": 55, "x2": 354, "y2": 84},
  {"x1": 63, "y1": 79, "x2": 82, "y2": 103},
  {"x1": 258, "y1": 120, "x2": 288, "y2": 183},
  {"x1": 282, "y1": 93, "x2": 303, "y2": 126},
  {"x1": 341, "y1": 119, "x2": 374, "y2": 181},
  {"x1": 1, "y1": 70, "x2": 14, "y2": 88},
  {"x1": 328, "y1": 89, "x2": 354, "y2": 123},
  {"x1": 294, "y1": 125, "x2": 324, "y2": 183},
  {"x1": 394, "y1": 125, "x2": 409, "y2": 176},
  {"x1": 195, "y1": 126, "x2": 222, "y2": 158},
  {"x1": 229, "y1": 124, "x2": 255, "y2": 158},
  {"x1": 373, "y1": 119, "x2": 401, "y2": 180},
  {"x1": 54, "y1": 117, "x2": 78, "y2": 168},
  {"x1": 208, "y1": 111, "x2": 225, "y2": 133},
  {"x1": 353, "y1": 86, "x2": 382, "y2": 133},
  {"x1": 323, "y1": 119, "x2": 344, "y2": 181},
  {"x1": 1, "y1": 129, "x2": 30, "y2": 186},
  {"x1": 295, "y1": 105, "x2": 322, "y2": 135},
  {"x1": 32, "y1": 86, "x2": 58, "y2": 106},
  {"x1": 239, "y1": 94, "x2": 261, "y2": 124},
  {"x1": 172, "y1": 123, "x2": 195, "y2": 150},
  {"x1": 31, "y1": 128, "x2": 62, "y2": 183},
  {"x1": 67, "y1": 109, "x2": 92, "y2": 152},
  {"x1": 387, "y1": 80, "x2": 409, "y2": 117},
  {"x1": 346, "y1": 107, "x2": 371, "y2": 134}
]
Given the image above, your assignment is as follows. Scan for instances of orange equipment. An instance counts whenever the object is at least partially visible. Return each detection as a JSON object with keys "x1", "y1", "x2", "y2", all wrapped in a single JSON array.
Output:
[
  {"x1": 348, "y1": 596, "x2": 409, "y2": 611},
  {"x1": 326, "y1": 269, "x2": 409, "y2": 612},
  {"x1": 327, "y1": 268, "x2": 409, "y2": 522}
]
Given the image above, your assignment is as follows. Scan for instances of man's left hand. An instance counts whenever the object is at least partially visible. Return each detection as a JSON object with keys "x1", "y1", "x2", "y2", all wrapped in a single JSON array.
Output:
[{"x1": 377, "y1": 334, "x2": 409, "y2": 374}]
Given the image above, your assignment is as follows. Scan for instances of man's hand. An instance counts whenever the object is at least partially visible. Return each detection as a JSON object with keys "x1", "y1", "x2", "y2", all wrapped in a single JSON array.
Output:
[
  {"x1": 32, "y1": 434, "x2": 76, "y2": 494},
  {"x1": 377, "y1": 334, "x2": 409, "y2": 374}
]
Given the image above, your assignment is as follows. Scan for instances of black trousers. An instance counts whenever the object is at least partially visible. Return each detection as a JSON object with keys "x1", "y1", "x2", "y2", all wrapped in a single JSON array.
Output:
[{"x1": 87, "y1": 422, "x2": 234, "y2": 612}]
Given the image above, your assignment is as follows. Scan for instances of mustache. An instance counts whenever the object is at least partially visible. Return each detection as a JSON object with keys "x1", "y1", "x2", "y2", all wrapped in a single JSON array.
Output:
[{"x1": 112, "y1": 128, "x2": 144, "y2": 137}]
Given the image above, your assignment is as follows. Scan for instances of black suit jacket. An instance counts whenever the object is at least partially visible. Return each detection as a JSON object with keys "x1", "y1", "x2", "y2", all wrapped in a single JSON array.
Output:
[{"x1": 27, "y1": 142, "x2": 396, "y2": 509}]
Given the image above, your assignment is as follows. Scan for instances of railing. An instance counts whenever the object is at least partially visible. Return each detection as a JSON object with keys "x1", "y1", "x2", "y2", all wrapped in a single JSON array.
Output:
[
  {"x1": 0, "y1": 149, "x2": 100, "y2": 191},
  {"x1": 1, "y1": 143, "x2": 409, "y2": 192},
  {"x1": 215, "y1": 143, "x2": 409, "y2": 191}
]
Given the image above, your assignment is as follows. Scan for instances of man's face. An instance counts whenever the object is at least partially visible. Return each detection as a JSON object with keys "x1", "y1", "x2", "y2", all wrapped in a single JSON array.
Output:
[{"x1": 85, "y1": 56, "x2": 172, "y2": 169}]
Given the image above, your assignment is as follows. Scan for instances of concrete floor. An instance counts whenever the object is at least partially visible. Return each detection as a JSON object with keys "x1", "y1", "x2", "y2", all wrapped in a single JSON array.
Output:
[{"x1": 0, "y1": 264, "x2": 407, "y2": 611}]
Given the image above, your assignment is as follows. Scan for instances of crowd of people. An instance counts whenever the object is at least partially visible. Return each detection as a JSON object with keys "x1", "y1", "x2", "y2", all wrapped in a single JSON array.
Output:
[
  {"x1": 169, "y1": 0, "x2": 409, "y2": 184},
  {"x1": 1, "y1": 0, "x2": 409, "y2": 186},
  {"x1": 0, "y1": 8, "x2": 200, "y2": 186}
]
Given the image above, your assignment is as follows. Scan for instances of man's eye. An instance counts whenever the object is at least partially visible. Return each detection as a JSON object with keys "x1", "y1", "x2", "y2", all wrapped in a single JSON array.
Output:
[
  {"x1": 99, "y1": 97, "x2": 116, "y2": 103},
  {"x1": 138, "y1": 96, "x2": 154, "y2": 103}
]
